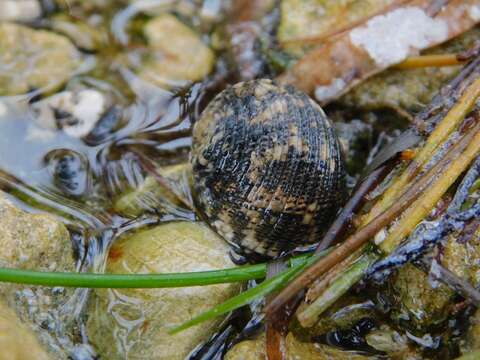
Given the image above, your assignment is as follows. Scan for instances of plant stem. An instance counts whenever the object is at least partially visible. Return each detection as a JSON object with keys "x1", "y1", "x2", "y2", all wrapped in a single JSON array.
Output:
[
  {"x1": 264, "y1": 154, "x2": 442, "y2": 316},
  {"x1": 265, "y1": 260, "x2": 289, "y2": 360},
  {"x1": 380, "y1": 122, "x2": 480, "y2": 253},
  {"x1": 0, "y1": 253, "x2": 315, "y2": 289},
  {"x1": 315, "y1": 163, "x2": 394, "y2": 252},
  {"x1": 305, "y1": 247, "x2": 366, "y2": 302},
  {"x1": 297, "y1": 253, "x2": 378, "y2": 327},
  {"x1": 395, "y1": 54, "x2": 465, "y2": 69},
  {"x1": 0, "y1": 262, "x2": 271, "y2": 288},
  {"x1": 364, "y1": 77, "x2": 480, "y2": 223},
  {"x1": 280, "y1": 59, "x2": 480, "y2": 326},
  {"x1": 169, "y1": 251, "x2": 326, "y2": 334},
  {"x1": 295, "y1": 121, "x2": 480, "y2": 325}
]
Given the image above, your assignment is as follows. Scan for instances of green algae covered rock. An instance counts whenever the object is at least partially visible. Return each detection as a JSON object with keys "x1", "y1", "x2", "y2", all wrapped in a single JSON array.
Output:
[
  {"x1": 87, "y1": 221, "x2": 240, "y2": 360},
  {"x1": 461, "y1": 308, "x2": 480, "y2": 355},
  {"x1": 0, "y1": 192, "x2": 73, "y2": 272},
  {"x1": 388, "y1": 264, "x2": 453, "y2": 331},
  {"x1": 0, "y1": 23, "x2": 82, "y2": 96},
  {"x1": 114, "y1": 163, "x2": 192, "y2": 217},
  {"x1": 49, "y1": 14, "x2": 105, "y2": 52},
  {"x1": 0, "y1": 191, "x2": 75, "y2": 359},
  {"x1": 138, "y1": 14, "x2": 215, "y2": 88}
]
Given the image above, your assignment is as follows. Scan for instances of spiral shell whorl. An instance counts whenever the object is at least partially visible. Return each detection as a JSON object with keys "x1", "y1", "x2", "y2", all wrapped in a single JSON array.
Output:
[{"x1": 191, "y1": 79, "x2": 345, "y2": 257}]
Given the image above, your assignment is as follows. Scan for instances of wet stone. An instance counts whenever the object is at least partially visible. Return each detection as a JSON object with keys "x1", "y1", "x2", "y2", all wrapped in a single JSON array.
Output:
[
  {"x1": 44, "y1": 149, "x2": 91, "y2": 198},
  {"x1": 0, "y1": 191, "x2": 75, "y2": 358},
  {"x1": 0, "y1": 192, "x2": 73, "y2": 272},
  {"x1": 365, "y1": 325, "x2": 419, "y2": 358},
  {"x1": 225, "y1": 332, "x2": 373, "y2": 360},
  {"x1": 386, "y1": 264, "x2": 453, "y2": 331},
  {"x1": 31, "y1": 88, "x2": 110, "y2": 138},
  {"x1": 0, "y1": 23, "x2": 83, "y2": 96},
  {"x1": 54, "y1": 0, "x2": 115, "y2": 13},
  {"x1": 0, "y1": 300, "x2": 52, "y2": 360},
  {"x1": 87, "y1": 221, "x2": 240, "y2": 360},
  {"x1": 113, "y1": 162, "x2": 192, "y2": 217},
  {"x1": 49, "y1": 14, "x2": 105, "y2": 52},
  {"x1": 137, "y1": 13, "x2": 215, "y2": 88}
]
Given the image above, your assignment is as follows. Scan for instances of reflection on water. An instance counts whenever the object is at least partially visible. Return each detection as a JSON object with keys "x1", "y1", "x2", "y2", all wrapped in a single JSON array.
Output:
[{"x1": 0, "y1": 59, "x2": 206, "y2": 358}]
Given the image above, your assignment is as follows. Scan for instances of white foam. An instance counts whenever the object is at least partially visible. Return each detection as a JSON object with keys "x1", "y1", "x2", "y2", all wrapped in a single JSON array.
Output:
[
  {"x1": 314, "y1": 78, "x2": 347, "y2": 102},
  {"x1": 32, "y1": 89, "x2": 106, "y2": 138},
  {"x1": 66, "y1": 89, "x2": 106, "y2": 138},
  {"x1": 350, "y1": 7, "x2": 448, "y2": 67},
  {"x1": 470, "y1": 5, "x2": 480, "y2": 21}
]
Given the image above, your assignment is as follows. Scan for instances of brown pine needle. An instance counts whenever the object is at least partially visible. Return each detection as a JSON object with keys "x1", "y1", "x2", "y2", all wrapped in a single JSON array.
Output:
[
  {"x1": 280, "y1": 59, "x2": 480, "y2": 326},
  {"x1": 264, "y1": 121, "x2": 480, "y2": 317},
  {"x1": 380, "y1": 121, "x2": 480, "y2": 253},
  {"x1": 265, "y1": 260, "x2": 288, "y2": 360},
  {"x1": 315, "y1": 163, "x2": 394, "y2": 252},
  {"x1": 264, "y1": 179, "x2": 429, "y2": 315},
  {"x1": 305, "y1": 249, "x2": 364, "y2": 303},
  {"x1": 297, "y1": 253, "x2": 378, "y2": 327},
  {"x1": 395, "y1": 54, "x2": 465, "y2": 69},
  {"x1": 364, "y1": 77, "x2": 480, "y2": 223}
]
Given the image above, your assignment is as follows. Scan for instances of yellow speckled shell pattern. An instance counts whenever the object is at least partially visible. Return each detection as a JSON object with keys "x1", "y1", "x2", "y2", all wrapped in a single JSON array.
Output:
[{"x1": 191, "y1": 79, "x2": 345, "y2": 257}]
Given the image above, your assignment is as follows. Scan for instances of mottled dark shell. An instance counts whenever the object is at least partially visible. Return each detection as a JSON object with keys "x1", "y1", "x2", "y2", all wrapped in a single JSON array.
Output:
[{"x1": 191, "y1": 79, "x2": 346, "y2": 257}]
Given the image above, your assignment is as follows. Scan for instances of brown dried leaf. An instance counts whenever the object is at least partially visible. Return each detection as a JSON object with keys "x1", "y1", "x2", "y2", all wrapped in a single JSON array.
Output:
[{"x1": 277, "y1": 0, "x2": 480, "y2": 104}]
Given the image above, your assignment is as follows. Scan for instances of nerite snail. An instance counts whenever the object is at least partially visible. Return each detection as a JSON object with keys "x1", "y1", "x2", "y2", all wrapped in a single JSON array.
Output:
[{"x1": 191, "y1": 79, "x2": 346, "y2": 257}]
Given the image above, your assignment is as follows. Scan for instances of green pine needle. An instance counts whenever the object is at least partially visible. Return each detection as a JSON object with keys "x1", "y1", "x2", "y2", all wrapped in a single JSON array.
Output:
[
  {"x1": 169, "y1": 250, "x2": 328, "y2": 335},
  {"x1": 0, "y1": 265, "x2": 266, "y2": 288},
  {"x1": 0, "y1": 254, "x2": 313, "y2": 289}
]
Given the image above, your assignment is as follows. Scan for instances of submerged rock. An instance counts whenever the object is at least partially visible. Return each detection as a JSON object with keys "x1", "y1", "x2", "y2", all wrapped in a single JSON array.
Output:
[
  {"x1": 138, "y1": 14, "x2": 215, "y2": 88},
  {"x1": 113, "y1": 163, "x2": 192, "y2": 217},
  {"x1": 461, "y1": 308, "x2": 480, "y2": 354},
  {"x1": 44, "y1": 149, "x2": 92, "y2": 198},
  {"x1": 49, "y1": 15, "x2": 105, "y2": 52},
  {"x1": 225, "y1": 333, "x2": 372, "y2": 360},
  {"x1": 0, "y1": 23, "x2": 82, "y2": 96},
  {"x1": 0, "y1": 192, "x2": 73, "y2": 272},
  {"x1": 31, "y1": 88, "x2": 110, "y2": 139},
  {"x1": 365, "y1": 325, "x2": 420, "y2": 359},
  {"x1": 387, "y1": 264, "x2": 453, "y2": 331},
  {"x1": 0, "y1": 191, "x2": 75, "y2": 358},
  {"x1": 0, "y1": 300, "x2": 52, "y2": 360},
  {"x1": 87, "y1": 221, "x2": 240, "y2": 360}
]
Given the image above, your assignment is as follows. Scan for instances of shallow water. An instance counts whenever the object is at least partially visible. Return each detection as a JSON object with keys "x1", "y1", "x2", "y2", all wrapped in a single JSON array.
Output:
[
  {"x1": 0, "y1": 3, "x2": 206, "y2": 355},
  {"x1": 1, "y1": 1, "x2": 462, "y2": 359}
]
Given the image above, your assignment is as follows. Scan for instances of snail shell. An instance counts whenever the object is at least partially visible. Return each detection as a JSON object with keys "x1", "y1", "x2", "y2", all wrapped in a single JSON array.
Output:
[{"x1": 191, "y1": 79, "x2": 346, "y2": 257}]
